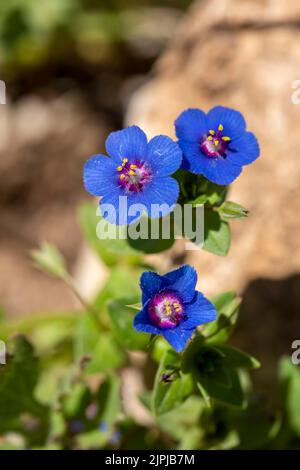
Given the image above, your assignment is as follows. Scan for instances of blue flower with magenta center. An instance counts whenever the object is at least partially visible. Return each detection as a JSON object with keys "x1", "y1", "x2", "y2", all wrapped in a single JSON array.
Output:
[
  {"x1": 83, "y1": 126, "x2": 182, "y2": 225},
  {"x1": 134, "y1": 265, "x2": 217, "y2": 352},
  {"x1": 175, "y1": 106, "x2": 260, "y2": 185}
]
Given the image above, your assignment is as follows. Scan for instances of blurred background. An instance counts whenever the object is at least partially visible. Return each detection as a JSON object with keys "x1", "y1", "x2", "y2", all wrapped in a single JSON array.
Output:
[{"x1": 1, "y1": 0, "x2": 300, "y2": 396}]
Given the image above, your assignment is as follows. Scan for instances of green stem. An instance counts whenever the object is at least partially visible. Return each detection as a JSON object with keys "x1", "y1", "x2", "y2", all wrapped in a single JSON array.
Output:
[{"x1": 64, "y1": 274, "x2": 103, "y2": 331}]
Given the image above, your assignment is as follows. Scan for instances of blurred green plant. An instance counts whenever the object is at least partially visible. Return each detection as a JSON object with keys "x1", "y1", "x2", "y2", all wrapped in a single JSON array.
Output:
[
  {"x1": 0, "y1": 201, "x2": 299, "y2": 449},
  {"x1": 0, "y1": 0, "x2": 191, "y2": 78}
]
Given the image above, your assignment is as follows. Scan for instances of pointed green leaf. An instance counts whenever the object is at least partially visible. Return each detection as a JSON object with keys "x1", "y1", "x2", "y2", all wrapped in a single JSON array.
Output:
[
  {"x1": 108, "y1": 298, "x2": 148, "y2": 350},
  {"x1": 152, "y1": 350, "x2": 193, "y2": 416}
]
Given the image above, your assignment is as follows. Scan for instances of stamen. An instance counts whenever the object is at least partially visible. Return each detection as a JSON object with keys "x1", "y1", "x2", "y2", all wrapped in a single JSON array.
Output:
[
  {"x1": 207, "y1": 135, "x2": 213, "y2": 141},
  {"x1": 129, "y1": 170, "x2": 135, "y2": 176},
  {"x1": 120, "y1": 174, "x2": 125, "y2": 180},
  {"x1": 209, "y1": 130, "x2": 215, "y2": 135},
  {"x1": 222, "y1": 136, "x2": 231, "y2": 141},
  {"x1": 123, "y1": 158, "x2": 128, "y2": 163},
  {"x1": 214, "y1": 140, "x2": 219, "y2": 147},
  {"x1": 117, "y1": 166, "x2": 122, "y2": 171},
  {"x1": 218, "y1": 124, "x2": 223, "y2": 131},
  {"x1": 130, "y1": 164, "x2": 137, "y2": 169}
]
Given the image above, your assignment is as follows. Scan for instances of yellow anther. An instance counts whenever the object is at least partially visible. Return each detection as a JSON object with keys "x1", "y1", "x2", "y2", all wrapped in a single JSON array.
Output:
[
  {"x1": 209, "y1": 129, "x2": 215, "y2": 135},
  {"x1": 130, "y1": 164, "x2": 137, "y2": 169},
  {"x1": 123, "y1": 158, "x2": 128, "y2": 163},
  {"x1": 207, "y1": 135, "x2": 213, "y2": 141},
  {"x1": 222, "y1": 136, "x2": 231, "y2": 142},
  {"x1": 175, "y1": 307, "x2": 181, "y2": 313},
  {"x1": 218, "y1": 124, "x2": 223, "y2": 131},
  {"x1": 173, "y1": 303, "x2": 179, "y2": 307},
  {"x1": 120, "y1": 174, "x2": 125, "y2": 180},
  {"x1": 214, "y1": 140, "x2": 219, "y2": 147},
  {"x1": 117, "y1": 166, "x2": 122, "y2": 171},
  {"x1": 129, "y1": 170, "x2": 135, "y2": 176}
]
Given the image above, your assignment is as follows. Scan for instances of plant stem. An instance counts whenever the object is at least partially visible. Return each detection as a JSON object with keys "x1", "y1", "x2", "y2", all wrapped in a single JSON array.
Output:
[{"x1": 64, "y1": 274, "x2": 103, "y2": 330}]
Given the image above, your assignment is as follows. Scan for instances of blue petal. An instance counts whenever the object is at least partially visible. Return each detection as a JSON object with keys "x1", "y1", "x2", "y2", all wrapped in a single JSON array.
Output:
[
  {"x1": 162, "y1": 326, "x2": 194, "y2": 352},
  {"x1": 141, "y1": 176, "x2": 179, "y2": 218},
  {"x1": 146, "y1": 135, "x2": 182, "y2": 176},
  {"x1": 227, "y1": 131, "x2": 260, "y2": 166},
  {"x1": 100, "y1": 188, "x2": 141, "y2": 225},
  {"x1": 178, "y1": 141, "x2": 203, "y2": 173},
  {"x1": 133, "y1": 305, "x2": 162, "y2": 335},
  {"x1": 140, "y1": 271, "x2": 164, "y2": 305},
  {"x1": 175, "y1": 108, "x2": 208, "y2": 142},
  {"x1": 207, "y1": 106, "x2": 246, "y2": 140},
  {"x1": 162, "y1": 265, "x2": 197, "y2": 303},
  {"x1": 182, "y1": 292, "x2": 217, "y2": 328},
  {"x1": 83, "y1": 154, "x2": 117, "y2": 196},
  {"x1": 199, "y1": 155, "x2": 242, "y2": 185},
  {"x1": 105, "y1": 126, "x2": 148, "y2": 163}
]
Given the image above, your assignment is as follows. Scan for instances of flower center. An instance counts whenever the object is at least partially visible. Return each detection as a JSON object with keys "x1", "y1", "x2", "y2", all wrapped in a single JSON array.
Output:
[
  {"x1": 148, "y1": 291, "x2": 184, "y2": 329},
  {"x1": 200, "y1": 124, "x2": 231, "y2": 158},
  {"x1": 117, "y1": 158, "x2": 152, "y2": 193}
]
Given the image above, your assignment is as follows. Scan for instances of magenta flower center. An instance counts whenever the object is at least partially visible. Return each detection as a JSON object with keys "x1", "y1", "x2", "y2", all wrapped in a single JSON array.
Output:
[
  {"x1": 117, "y1": 158, "x2": 152, "y2": 193},
  {"x1": 200, "y1": 123, "x2": 231, "y2": 158},
  {"x1": 148, "y1": 291, "x2": 184, "y2": 329}
]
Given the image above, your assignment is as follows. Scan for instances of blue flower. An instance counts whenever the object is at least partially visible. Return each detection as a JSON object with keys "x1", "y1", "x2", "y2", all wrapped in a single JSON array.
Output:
[
  {"x1": 133, "y1": 265, "x2": 217, "y2": 352},
  {"x1": 175, "y1": 106, "x2": 260, "y2": 185},
  {"x1": 83, "y1": 126, "x2": 182, "y2": 225}
]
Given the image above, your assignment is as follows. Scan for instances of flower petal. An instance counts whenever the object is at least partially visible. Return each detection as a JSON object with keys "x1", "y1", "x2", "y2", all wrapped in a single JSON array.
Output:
[
  {"x1": 207, "y1": 106, "x2": 246, "y2": 140},
  {"x1": 175, "y1": 108, "x2": 208, "y2": 142},
  {"x1": 227, "y1": 131, "x2": 260, "y2": 166},
  {"x1": 182, "y1": 292, "x2": 217, "y2": 328},
  {"x1": 146, "y1": 135, "x2": 182, "y2": 176},
  {"x1": 133, "y1": 305, "x2": 162, "y2": 335},
  {"x1": 105, "y1": 126, "x2": 148, "y2": 163},
  {"x1": 100, "y1": 189, "x2": 142, "y2": 225},
  {"x1": 199, "y1": 155, "x2": 242, "y2": 185},
  {"x1": 162, "y1": 326, "x2": 194, "y2": 352},
  {"x1": 162, "y1": 265, "x2": 198, "y2": 303},
  {"x1": 141, "y1": 176, "x2": 179, "y2": 219},
  {"x1": 140, "y1": 271, "x2": 164, "y2": 305},
  {"x1": 83, "y1": 154, "x2": 117, "y2": 196}
]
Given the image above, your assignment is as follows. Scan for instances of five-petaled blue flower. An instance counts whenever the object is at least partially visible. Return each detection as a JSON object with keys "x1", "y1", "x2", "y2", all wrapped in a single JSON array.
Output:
[
  {"x1": 83, "y1": 126, "x2": 182, "y2": 225},
  {"x1": 175, "y1": 106, "x2": 260, "y2": 185},
  {"x1": 134, "y1": 265, "x2": 217, "y2": 352}
]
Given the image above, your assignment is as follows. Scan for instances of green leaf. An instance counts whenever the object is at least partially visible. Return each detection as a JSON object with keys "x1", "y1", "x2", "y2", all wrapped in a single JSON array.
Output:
[
  {"x1": 93, "y1": 266, "x2": 141, "y2": 313},
  {"x1": 182, "y1": 341, "x2": 245, "y2": 408},
  {"x1": 152, "y1": 350, "x2": 193, "y2": 416},
  {"x1": 156, "y1": 396, "x2": 204, "y2": 441},
  {"x1": 126, "y1": 302, "x2": 142, "y2": 311},
  {"x1": 97, "y1": 375, "x2": 121, "y2": 426},
  {"x1": 74, "y1": 314, "x2": 125, "y2": 374},
  {"x1": 203, "y1": 210, "x2": 231, "y2": 256},
  {"x1": 76, "y1": 429, "x2": 108, "y2": 449},
  {"x1": 31, "y1": 242, "x2": 67, "y2": 279},
  {"x1": 126, "y1": 215, "x2": 175, "y2": 254},
  {"x1": 215, "y1": 345, "x2": 260, "y2": 370},
  {"x1": 279, "y1": 357, "x2": 300, "y2": 436},
  {"x1": 107, "y1": 298, "x2": 148, "y2": 350},
  {"x1": 61, "y1": 382, "x2": 91, "y2": 420},
  {"x1": 79, "y1": 202, "x2": 141, "y2": 266},
  {"x1": 203, "y1": 291, "x2": 241, "y2": 345},
  {"x1": 197, "y1": 365, "x2": 245, "y2": 408},
  {"x1": 218, "y1": 201, "x2": 249, "y2": 220},
  {"x1": 0, "y1": 336, "x2": 48, "y2": 432},
  {"x1": 191, "y1": 181, "x2": 227, "y2": 207}
]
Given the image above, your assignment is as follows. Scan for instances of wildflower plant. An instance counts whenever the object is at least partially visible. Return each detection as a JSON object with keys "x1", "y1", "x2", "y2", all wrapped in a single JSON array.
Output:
[{"x1": 2, "y1": 105, "x2": 298, "y2": 451}]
